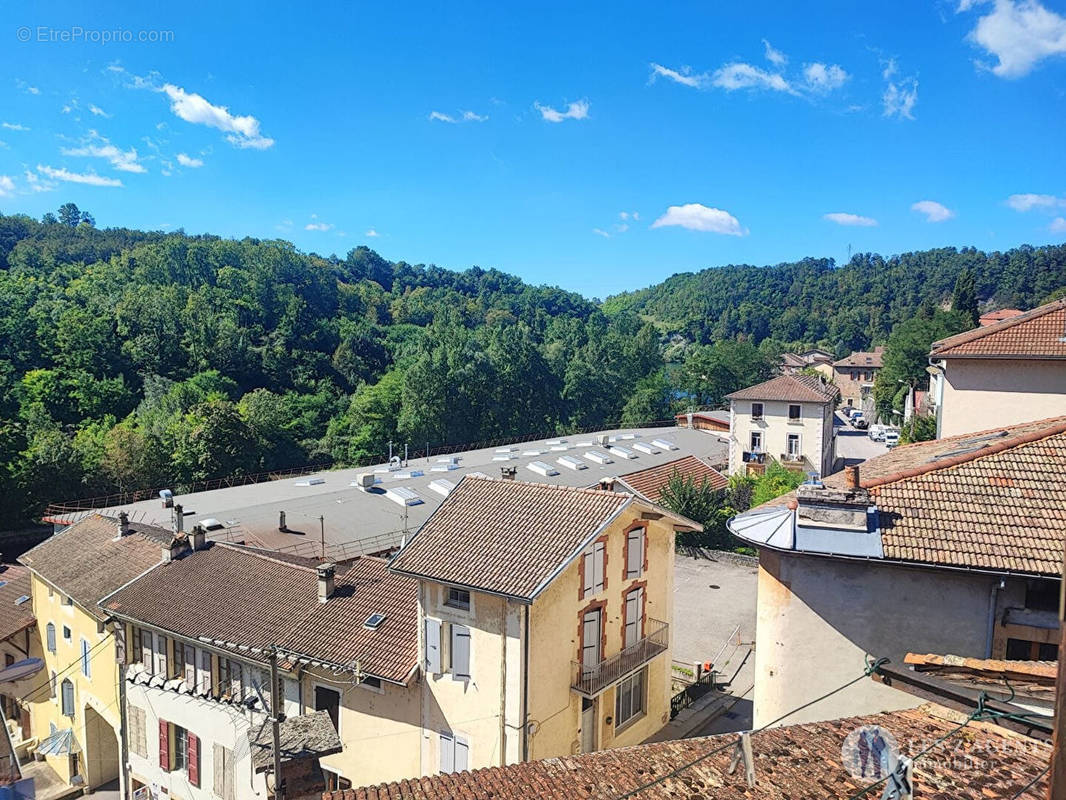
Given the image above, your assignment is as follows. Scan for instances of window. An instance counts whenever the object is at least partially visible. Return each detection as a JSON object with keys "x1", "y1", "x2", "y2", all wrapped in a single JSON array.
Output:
[
  {"x1": 749, "y1": 431, "x2": 763, "y2": 453},
  {"x1": 1025, "y1": 579, "x2": 1059, "y2": 612},
  {"x1": 60, "y1": 678, "x2": 74, "y2": 717},
  {"x1": 314, "y1": 685, "x2": 341, "y2": 732},
  {"x1": 154, "y1": 633, "x2": 168, "y2": 677},
  {"x1": 199, "y1": 649, "x2": 213, "y2": 694},
  {"x1": 623, "y1": 587, "x2": 644, "y2": 649},
  {"x1": 174, "y1": 725, "x2": 189, "y2": 772},
  {"x1": 625, "y1": 527, "x2": 645, "y2": 579},
  {"x1": 182, "y1": 643, "x2": 196, "y2": 685},
  {"x1": 787, "y1": 433, "x2": 801, "y2": 459},
  {"x1": 50, "y1": 670, "x2": 56, "y2": 699},
  {"x1": 751, "y1": 402, "x2": 763, "y2": 420},
  {"x1": 444, "y1": 587, "x2": 470, "y2": 611},
  {"x1": 788, "y1": 404, "x2": 801, "y2": 421},
  {"x1": 1006, "y1": 638, "x2": 1059, "y2": 661},
  {"x1": 582, "y1": 540, "x2": 606, "y2": 597},
  {"x1": 581, "y1": 608, "x2": 602, "y2": 668},
  {"x1": 230, "y1": 660, "x2": 243, "y2": 701},
  {"x1": 62, "y1": 625, "x2": 71, "y2": 642},
  {"x1": 615, "y1": 668, "x2": 645, "y2": 729},
  {"x1": 321, "y1": 769, "x2": 350, "y2": 793},
  {"x1": 213, "y1": 744, "x2": 236, "y2": 800},
  {"x1": 80, "y1": 638, "x2": 91, "y2": 678},
  {"x1": 425, "y1": 618, "x2": 442, "y2": 674},
  {"x1": 128, "y1": 706, "x2": 147, "y2": 759},
  {"x1": 218, "y1": 658, "x2": 230, "y2": 698},
  {"x1": 439, "y1": 732, "x2": 469, "y2": 774},
  {"x1": 359, "y1": 676, "x2": 382, "y2": 691},
  {"x1": 141, "y1": 628, "x2": 153, "y2": 671},
  {"x1": 46, "y1": 623, "x2": 56, "y2": 654},
  {"x1": 451, "y1": 625, "x2": 471, "y2": 681}
]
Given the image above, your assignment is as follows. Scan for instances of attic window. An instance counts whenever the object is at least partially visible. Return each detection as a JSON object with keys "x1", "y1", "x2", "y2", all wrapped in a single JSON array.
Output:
[
  {"x1": 445, "y1": 587, "x2": 471, "y2": 611},
  {"x1": 364, "y1": 613, "x2": 387, "y2": 630},
  {"x1": 0, "y1": 581, "x2": 6, "y2": 589},
  {"x1": 14, "y1": 595, "x2": 29, "y2": 605}
]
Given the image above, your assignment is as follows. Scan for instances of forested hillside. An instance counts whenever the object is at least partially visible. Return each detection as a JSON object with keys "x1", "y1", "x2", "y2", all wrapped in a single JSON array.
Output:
[
  {"x1": 1, "y1": 207, "x2": 1064, "y2": 525},
  {"x1": 604, "y1": 247, "x2": 1066, "y2": 352}
]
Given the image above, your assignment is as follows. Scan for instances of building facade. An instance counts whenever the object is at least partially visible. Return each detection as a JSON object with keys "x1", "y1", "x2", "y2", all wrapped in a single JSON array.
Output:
[
  {"x1": 728, "y1": 417, "x2": 1066, "y2": 728},
  {"x1": 929, "y1": 299, "x2": 1066, "y2": 438},
  {"x1": 724, "y1": 375, "x2": 837, "y2": 478},
  {"x1": 831, "y1": 348, "x2": 883, "y2": 409},
  {"x1": 0, "y1": 565, "x2": 38, "y2": 750}
]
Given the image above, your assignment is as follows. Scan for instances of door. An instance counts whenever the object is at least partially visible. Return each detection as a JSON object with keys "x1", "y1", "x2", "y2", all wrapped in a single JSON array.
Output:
[
  {"x1": 580, "y1": 698, "x2": 596, "y2": 753},
  {"x1": 581, "y1": 609, "x2": 602, "y2": 669}
]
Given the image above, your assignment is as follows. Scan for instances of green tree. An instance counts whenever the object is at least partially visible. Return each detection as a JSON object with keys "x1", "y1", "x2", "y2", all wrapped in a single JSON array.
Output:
[
  {"x1": 952, "y1": 269, "x2": 979, "y2": 327},
  {"x1": 900, "y1": 413, "x2": 937, "y2": 444},
  {"x1": 750, "y1": 462, "x2": 804, "y2": 507},
  {"x1": 58, "y1": 203, "x2": 82, "y2": 227}
]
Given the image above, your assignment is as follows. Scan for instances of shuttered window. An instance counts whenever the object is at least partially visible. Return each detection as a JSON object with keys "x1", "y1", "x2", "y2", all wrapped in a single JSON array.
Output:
[
  {"x1": 128, "y1": 705, "x2": 147, "y2": 758},
  {"x1": 439, "y1": 732, "x2": 469, "y2": 774},
  {"x1": 46, "y1": 623, "x2": 55, "y2": 653},
  {"x1": 582, "y1": 541, "x2": 606, "y2": 597},
  {"x1": 450, "y1": 625, "x2": 471, "y2": 681},
  {"x1": 425, "y1": 618, "x2": 442, "y2": 674},
  {"x1": 199, "y1": 649, "x2": 213, "y2": 694},
  {"x1": 60, "y1": 679, "x2": 74, "y2": 717},
  {"x1": 187, "y1": 732, "x2": 200, "y2": 787},
  {"x1": 624, "y1": 588, "x2": 643, "y2": 648},
  {"x1": 213, "y1": 744, "x2": 235, "y2": 800},
  {"x1": 229, "y1": 660, "x2": 243, "y2": 701},
  {"x1": 154, "y1": 633, "x2": 168, "y2": 677},
  {"x1": 582, "y1": 609, "x2": 602, "y2": 668},
  {"x1": 141, "y1": 628, "x2": 153, "y2": 672},
  {"x1": 80, "y1": 638, "x2": 91, "y2": 678},
  {"x1": 184, "y1": 645, "x2": 196, "y2": 686},
  {"x1": 626, "y1": 528, "x2": 645, "y2": 579},
  {"x1": 159, "y1": 720, "x2": 169, "y2": 771}
]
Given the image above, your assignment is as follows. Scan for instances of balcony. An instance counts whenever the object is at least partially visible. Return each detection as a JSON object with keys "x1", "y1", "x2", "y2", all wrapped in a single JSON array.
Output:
[{"x1": 572, "y1": 619, "x2": 669, "y2": 697}]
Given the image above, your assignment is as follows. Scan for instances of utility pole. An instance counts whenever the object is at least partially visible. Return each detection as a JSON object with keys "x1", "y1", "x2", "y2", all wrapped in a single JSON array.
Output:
[
  {"x1": 319, "y1": 516, "x2": 325, "y2": 561},
  {"x1": 1048, "y1": 539, "x2": 1066, "y2": 798},
  {"x1": 269, "y1": 646, "x2": 285, "y2": 800}
]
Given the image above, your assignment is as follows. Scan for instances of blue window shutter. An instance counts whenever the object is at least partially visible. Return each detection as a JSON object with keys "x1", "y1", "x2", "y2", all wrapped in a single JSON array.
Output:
[
  {"x1": 425, "y1": 619, "x2": 441, "y2": 674},
  {"x1": 439, "y1": 732, "x2": 454, "y2": 773},
  {"x1": 61, "y1": 679, "x2": 74, "y2": 717},
  {"x1": 46, "y1": 623, "x2": 55, "y2": 653}
]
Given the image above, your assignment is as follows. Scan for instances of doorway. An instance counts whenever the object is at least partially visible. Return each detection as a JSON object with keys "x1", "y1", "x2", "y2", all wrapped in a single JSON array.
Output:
[{"x1": 580, "y1": 697, "x2": 596, "y2": 753}]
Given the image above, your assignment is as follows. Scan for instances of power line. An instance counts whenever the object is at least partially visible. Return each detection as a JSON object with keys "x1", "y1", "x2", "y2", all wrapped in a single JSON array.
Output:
[
  {"x1": 614, "y1": 657, "x2": 889, "y2": 800},
  {"x1": 16, "y1": 632, "x2": 115, "y2": 706},
  {"x1": 1008, "y1": 765, "x2": 1050, "y2": 800}
]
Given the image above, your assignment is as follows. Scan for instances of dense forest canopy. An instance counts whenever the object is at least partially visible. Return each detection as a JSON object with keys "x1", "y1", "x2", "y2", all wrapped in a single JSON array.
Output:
[{"x1": 1, "y1": 207, "x2": 1064, "y2": 525}]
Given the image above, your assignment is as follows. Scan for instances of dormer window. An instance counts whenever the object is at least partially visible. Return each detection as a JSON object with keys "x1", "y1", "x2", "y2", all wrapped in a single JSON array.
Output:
[{"x1": 445, "y1": 587, "x2": 470, "y2": 612}]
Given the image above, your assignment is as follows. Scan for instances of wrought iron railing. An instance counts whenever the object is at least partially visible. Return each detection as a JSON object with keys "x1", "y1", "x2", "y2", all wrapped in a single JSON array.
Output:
[{"x1": 571, "y1": 619, "x2": 669, "y2": 696}]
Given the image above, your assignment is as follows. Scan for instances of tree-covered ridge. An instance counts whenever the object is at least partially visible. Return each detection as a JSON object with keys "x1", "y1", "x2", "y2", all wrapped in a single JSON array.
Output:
[{"x1": 603, "y1": 245, "x2": 1066, "y2": 353}]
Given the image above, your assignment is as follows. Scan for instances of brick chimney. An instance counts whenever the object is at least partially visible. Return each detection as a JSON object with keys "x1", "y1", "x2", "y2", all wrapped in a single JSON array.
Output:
[
  {"x1": 317, "y1": 563, "x2": 336, "y2": 603},
  {"x1": 844, "y1": 465, "x2": 860, "y2": 489},
  {"x1": 190, "y1": 523, "x2": 207, "y2": 551}
]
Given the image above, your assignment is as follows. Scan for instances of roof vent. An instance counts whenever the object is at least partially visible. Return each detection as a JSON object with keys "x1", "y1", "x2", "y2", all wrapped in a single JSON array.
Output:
[{"x1": 364, "y1": 613, "x2": 386, "y2": 630}]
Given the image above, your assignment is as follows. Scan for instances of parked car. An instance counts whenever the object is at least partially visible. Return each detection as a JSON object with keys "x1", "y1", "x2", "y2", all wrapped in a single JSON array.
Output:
[
  {"x1": 868, "y1": 424, "x2": 886, "y2": 441},
  {"x1": 884, "y1": 429, "x2": 900, "y2": 448},
  {"x1": 853, "y1": 417, "x2": 868, "y2": 430}
]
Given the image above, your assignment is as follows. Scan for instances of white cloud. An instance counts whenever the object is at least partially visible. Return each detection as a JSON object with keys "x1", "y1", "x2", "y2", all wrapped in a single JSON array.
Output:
[
  {"x1": 968, "y1": 0, "x2": 1066, "y2": 78},
  {"x1": 365, "y1": 228, "x2": 380, "y2": 238},
  {"x1": 88, "y1": 104, "x2": 110, "y2": 117},
  {"x1": 804, "y1": 63, "x2": 849, "y2": 92},
  {"x1": 0, "y1": 175, "x2": 14, "y2": 196},
  {"x1": 592, "y1": 228, "x2": 612, "y2": 238},
  {"x1": 651, "y1": 203, "x2": 747, "y2": 235},
  {"x1": 24, "y1": 170, "x2": 52, "y2": 192},
  {"x1": 1007, "y1": 192, "x2": 1064, "y2": 211},
  {"x1": 305, "y1": 215, "x2": 332, "y2": 231},
  {"x1": 711, "y1": 63, "x2": 794, "y2": 93},
  {"x1": 429, "y1": 110, "x2": 487, "y2": 123},
  {"x1": 161, "y1": 83, "x2": 274, "y2": 149},
  {"x1": 911, "y1": 200, "x2": 956, "y2": 222},
  {"x1": 823, "y1": 212, "x2": 878, "y2": 227},
  {"x1": 1, "y1": 122, "x2": 29, "y2": 131},
  {"x1": 1049, "y1": 216, "x2": 1066, "y2": 233},
  {"x1": 61, "y1": 132, "x2": 146, "y2": 173},
  {"x1": 429, "y1": 111, "x2": 456, "y2": 123},
  {"x1": 649, "y1": 63, "x2": 709, "y2": 89},
  {"x1": 620, "y1": 211, "x2": 639, "y2": 221},
  {"x1": 881, "y1": 57, "x2": 898, "y2": 80},
  {"x1": 176, "y1": 153, "x2": 204, "y2": 168},
  {"x1": 26, "y1": 86, "x2": 40, "y2": 95},
  {"x1": 37, "y1": 165, "x2": 123, "y2": 187},
  {"x1": 958, "y1": 0, "x2": 991, "y2": 11},
  {"x1": 883, "y1": 78, "x2": 919, "y2": 119},
  {"x1": 462, "y1": 110, "x2": 487, "y2": 122},
  {"x1": 534, "y1": 100, "x2": 590, "y2": 122},
  {"x1": 763, "y1": 39, "x2": 788, "y2": 66}
]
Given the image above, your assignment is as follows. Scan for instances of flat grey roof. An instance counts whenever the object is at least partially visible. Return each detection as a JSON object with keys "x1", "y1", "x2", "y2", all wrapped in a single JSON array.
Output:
[{"x1": 60, "y1": 425, "x2": 727, "y2": 560}]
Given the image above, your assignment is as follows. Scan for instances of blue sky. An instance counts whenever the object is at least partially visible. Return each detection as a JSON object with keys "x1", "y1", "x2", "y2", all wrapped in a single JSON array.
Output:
[{"x1": 1, "y1": 0, "x2": 1065, "y2": 298}]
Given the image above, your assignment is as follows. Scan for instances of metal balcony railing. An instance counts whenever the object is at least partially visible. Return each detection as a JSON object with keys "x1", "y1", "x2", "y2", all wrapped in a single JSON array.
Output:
[{"x1": 572, "y1": 619, "x2": 669, "y2": 697}]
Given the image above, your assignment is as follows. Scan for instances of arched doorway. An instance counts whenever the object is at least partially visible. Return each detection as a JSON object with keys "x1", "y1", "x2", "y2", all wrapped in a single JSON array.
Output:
[{"x1": 83, "y1": 704, "x2": 120, "y2": 788}]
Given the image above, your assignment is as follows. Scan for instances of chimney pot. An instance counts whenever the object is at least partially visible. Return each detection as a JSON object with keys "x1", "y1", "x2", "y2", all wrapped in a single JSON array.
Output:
[
  {"x1": 599, "y1": 478, "x2": 616, "y2": 492},
  {"x1": 317, "y1": 563, "x2": 336, "y2": 603},
  {"x1": 191, "y1": 524, "x2": 207, "y2": 551},
  {"x1": 173, "y1": 503, "x2": 184, "y2": 534},
  {"x1": 118, "y1": 511, "x2": 130, "y2": 537},
  {"x1": 844, "y1": 465, "x2": 860, "y2": 490}
]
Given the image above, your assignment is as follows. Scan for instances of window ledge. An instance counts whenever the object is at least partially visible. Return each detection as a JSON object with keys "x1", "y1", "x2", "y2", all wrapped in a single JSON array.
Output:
[{"x1": 614, "y1": 710, "x2": 647, "y2": 735}]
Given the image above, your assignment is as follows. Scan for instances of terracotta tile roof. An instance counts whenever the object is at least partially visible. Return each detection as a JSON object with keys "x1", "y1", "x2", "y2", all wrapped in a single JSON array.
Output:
[
  {"x1": 0, "y1": 565, "x2": 34, "y2": 642},
  {"x1": 328, "y1": 706, "x2": 1049, "y2": 800},
  {"x1": 388, "y1": 476, "x2": 633, "y2": 600},
  {"x1": 724, "y1": 374, "x2": 838, "y2": 404},
  {"x1": 102, "y1": 543, "x2": 418, "y2": 683},
  {"x1": 980, "y1": 309, "x2": 1025, "y2": 326},
  {"x1": 759, "y1": 416, "x2": 1066, "y2": 576},
  {"x1": 19, "y1": 514, "x2": 175, "y2": 620},
  {"x1": 616, "y1": 455, "x2": 728, "y2": 503},
  {"x1": 780, "y1": 352, "x2": 807, "y2": 368},
  {"x1": 930, "y1": 298, "x2": 1066, "y2": 358},
  {"x1": 833, "y1": 348, "x2": 884, "y2": 368},
  {"x1": 905, "y1": 652, "x2": 1057, "y2": 682}
]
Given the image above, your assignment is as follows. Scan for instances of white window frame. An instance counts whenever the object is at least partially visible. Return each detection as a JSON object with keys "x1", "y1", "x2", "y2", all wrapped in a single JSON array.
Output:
[
  {"x1": 615, "y1": 668, "x2": 646, "y2": 730},
  {"x1": 786, "y1": 433, "x2": 802, "y2": 459},
  {"x1": 749, "y1": 431, "x2": 763, "y2": 453},
  {"x1": 443, "y1": 586, "x2": 471, "y2": 612}
]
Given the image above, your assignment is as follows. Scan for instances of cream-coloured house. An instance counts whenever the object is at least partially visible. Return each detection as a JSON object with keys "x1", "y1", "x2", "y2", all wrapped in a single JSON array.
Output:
[
  {"x1": 929, "y1": 298, "x2": 1066, "y2": 438},
  {"x1": 388, "y1": 476, "x2": 699, "y2": 772},
  {"x1": 724, "y1": 374, "x2": 838, "y2": 478},
  {"x1": 832, "y1": 347, "x2": 883, "y2": 409},
  {"x1": 727, "y1": 416, "x2": 1066, "y2": 728},
  {"x1": 18, "y1": 513, "x2": 177, "y2": 793}
]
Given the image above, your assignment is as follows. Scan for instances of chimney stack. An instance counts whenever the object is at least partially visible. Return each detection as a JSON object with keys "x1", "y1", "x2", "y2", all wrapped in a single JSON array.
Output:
[
  {"x1": 172, "y1": 503, "x2": 184, "y2": 534},
  {"x1": 844, "y1": 465, "x2": 860, "y2": 490},
  {"x1": 500, "y1": 466, "x2": 517, "y2": 481},
  {"x1": 599, "y1": 478, "x2": 616, "y2": 492},
  {"x1": 279, "y1": 510, "x2": 287, "y2": 532},
  {"x1": 117, "y1": 511, "x2": 130, "y2": 537},
  {"x1": 161, "y1": 537, "x2": 183, "y2": 563},
  {"x1": 317, "y1": 563, "x2": 336, "y2": 603},
  {"x1": 190, "y1": 524, "x2": 207, "y2": 551}
]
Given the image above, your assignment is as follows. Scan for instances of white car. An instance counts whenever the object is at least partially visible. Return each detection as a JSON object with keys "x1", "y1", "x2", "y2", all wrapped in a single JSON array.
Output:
[
  {"x1": 868, "y1": 424, "x2": 886, "y2": 441},
  {"x1": 884, "y1": 430, "x2": 900, "y2": 448}
]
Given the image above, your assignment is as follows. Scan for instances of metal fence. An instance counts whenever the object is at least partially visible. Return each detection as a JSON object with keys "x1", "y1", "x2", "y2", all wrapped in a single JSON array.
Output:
[{"x1": 571, "y1": 618, "x2": 669, "y2": 697}]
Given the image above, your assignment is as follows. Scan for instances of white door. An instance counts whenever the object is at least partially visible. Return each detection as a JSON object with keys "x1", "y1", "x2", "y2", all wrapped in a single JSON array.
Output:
[{"x1": 580, "y1": 698, "x2": 596, "y2": 753}]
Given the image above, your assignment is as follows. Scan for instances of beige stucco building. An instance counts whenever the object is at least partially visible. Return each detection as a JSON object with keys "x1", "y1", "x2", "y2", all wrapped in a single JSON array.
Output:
[
  {"x1": 725, "y1": 374, "x2": 838, "y2": 478},
  {"x1": 929, "y1": 299, "x2": 1066, "y2": 438},
  {"x1": 832, "y1": 348, "x2": 883, "y2": 409},
  {"x1": 728, "y1": 416, "x2": 1066, "y2": 728}
]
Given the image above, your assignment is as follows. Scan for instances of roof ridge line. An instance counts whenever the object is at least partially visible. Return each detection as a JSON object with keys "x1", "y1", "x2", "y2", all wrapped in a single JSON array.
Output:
[
  {"x1": 215, "y1": 542, "x2": 321, "y2": 573},
  {"x1": 465, "y1": 474, "x2": 633, "y2": 499},
  {"x1": 861, "y1": 420, "x2": 1066, "y2": 489},
  {"x1": 931, "y1": 297, "x2": 1066, "y2": 353}
]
